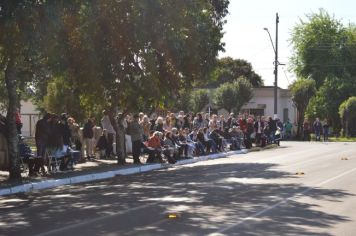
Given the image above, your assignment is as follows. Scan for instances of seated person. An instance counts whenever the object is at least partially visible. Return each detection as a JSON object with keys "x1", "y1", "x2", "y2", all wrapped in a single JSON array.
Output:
[
  {"x1": 50, "y1": 145, "x2": 72, "y2": 171},
  {"x1": 163, "y1": 131, "x2": 179, "y2": 161},
  {"x1": 18, "y1": 135, "x2": 36, "y2": 176},
  {"x1": 172, "y1": 128, "x2": 188, "y2": 158},
  {"x1": 179, "y1": 129, "x2": 194, "y2": 158},
  {"x1": 210, "y1": 128, "x2": 225, "y2": 152},
  {"x1": 198, "y1": 127, "x2": 217, "y2": 153},
  {"x1": 145, "y1": 131, "x2": 164, "y2": 163},
  {"x1": 229, "y1": 126, "x2": 244, "y2": 150},
  {"x1": 188, "y1": 129, "x2": 205, "y2": 156}
]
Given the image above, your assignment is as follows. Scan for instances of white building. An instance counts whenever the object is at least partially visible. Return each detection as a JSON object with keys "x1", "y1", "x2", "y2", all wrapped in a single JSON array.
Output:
[
  {"x1": 241, "y1": 86, "x2": 297, "y2": 124},
  {"x1": 1, "y1": 100, "x2": 41, "y2": 137}
]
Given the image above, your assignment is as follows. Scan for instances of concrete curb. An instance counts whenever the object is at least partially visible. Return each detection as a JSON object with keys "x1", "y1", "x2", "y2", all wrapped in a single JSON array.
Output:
[{"x1": 0, "y1": 149, "x2": 248, "y2": 196}]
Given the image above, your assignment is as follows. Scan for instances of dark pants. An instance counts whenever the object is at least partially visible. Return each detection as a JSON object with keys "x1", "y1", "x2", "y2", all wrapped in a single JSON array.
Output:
[
  {"x1": 132, "y1": 140, "x2": 142, "y2": 163},
  {"x1": 255, "y1": 133, "x2": 262, "y2": 146},
  {"x1": 146, "y1": 148, "x2": 162, "y2": 163},
  {"x1": 106, "y1": 133, "x2": 114, "y2": 157},
  {"x1": 35, "y1": 139, "x2": 46, "y2": 173},
  {"x1": 179, "y1": 143, "x2": 188, "y2": 157}
]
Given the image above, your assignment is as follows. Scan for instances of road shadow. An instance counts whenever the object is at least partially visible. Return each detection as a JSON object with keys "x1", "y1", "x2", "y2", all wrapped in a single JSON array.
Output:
[{"x1": 0, "y1": 162, "x2": 353, "y2": 236}]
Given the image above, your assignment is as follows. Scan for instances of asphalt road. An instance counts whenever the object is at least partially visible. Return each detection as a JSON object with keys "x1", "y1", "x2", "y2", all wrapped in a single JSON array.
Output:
[{"x1": 1, "y1": 141, "x2": 356, "y2": 236}]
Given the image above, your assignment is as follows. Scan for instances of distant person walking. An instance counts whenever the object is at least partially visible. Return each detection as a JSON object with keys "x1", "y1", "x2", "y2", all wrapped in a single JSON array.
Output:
[
  {"x1": 313, "y1": 118, "x2": 322, "y2": 141},
  {"x1": 323, "y1": 119, "x2": 330, "y2": 141}
]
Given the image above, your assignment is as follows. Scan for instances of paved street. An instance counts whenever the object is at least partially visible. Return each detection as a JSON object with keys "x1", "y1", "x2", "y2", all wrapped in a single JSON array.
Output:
[{"x1": 1, "y1": 142, "x2": 356, "y2": 236}]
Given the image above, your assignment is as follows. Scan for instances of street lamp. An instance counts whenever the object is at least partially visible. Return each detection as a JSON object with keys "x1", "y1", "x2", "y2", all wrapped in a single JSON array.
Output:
[{"x1": 263, "y1": 13, "x2": 284, "y2": 118}]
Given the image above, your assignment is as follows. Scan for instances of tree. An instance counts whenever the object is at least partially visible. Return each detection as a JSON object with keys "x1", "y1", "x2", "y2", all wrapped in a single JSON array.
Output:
[
  {"x1": 42, "y1": 76, "x2": 86, "y2": 122},
  {"x1": 213, "y1": 77, "x2": 253, "y2": 113},
  {"x1": 173, "y1": 89, "x2": 193, "y2": 113},
  {"x1": 339, "y1": 97, "x2": 356, "y2": 137},
  {"x1": 290, "y1": 9, "x2": 348, "y2": 89},
  {"x1": 49, "y1": 0, "x2": 229, "y2": 112},
  {"x1": 199, "y1": 57, "x2": 263, "y2": 88},
  {"x1": 50, "y1": 0, "x2": 229, "y2": 162},
  {"x1": 190, "y1": 89, "x2": 210, "y2": 113},
  {"x1": 0, "y1": 1, "x2": 55, "y2": 179},
  {"x1": 289, "y1": 78, "x2": 316, "y2": 138},
  {"x1": 305, "y1": 75, "x2": 356, "y2": 132}
]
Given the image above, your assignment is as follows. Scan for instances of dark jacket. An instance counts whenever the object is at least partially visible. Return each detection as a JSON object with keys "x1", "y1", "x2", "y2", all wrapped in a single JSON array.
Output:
[{"x1": 83, "y1": 121, "x2": 94, "y2": 139}]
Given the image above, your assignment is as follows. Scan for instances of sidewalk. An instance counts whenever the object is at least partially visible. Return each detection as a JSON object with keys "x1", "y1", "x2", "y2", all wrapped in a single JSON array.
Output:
[{"x1": 0, "y1": 149, "x2": 250, "y2": 196}]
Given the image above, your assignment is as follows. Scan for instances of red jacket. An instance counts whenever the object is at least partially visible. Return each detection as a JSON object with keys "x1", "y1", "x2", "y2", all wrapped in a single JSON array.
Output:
[{"x1": 147, "y1": 136, "x2": 161, "y2": 149}]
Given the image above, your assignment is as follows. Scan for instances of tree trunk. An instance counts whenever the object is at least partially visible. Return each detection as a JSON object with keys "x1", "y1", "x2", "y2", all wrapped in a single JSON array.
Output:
[
  {"x1": 4, "y1": 60, "x2": 22, "y2": 180},
  {"x1": 116, "y1": 115, "x2": 127, "y2": 164},
  {"x1": 296, "y1": 110, "x2": 303, "y2": 139}
]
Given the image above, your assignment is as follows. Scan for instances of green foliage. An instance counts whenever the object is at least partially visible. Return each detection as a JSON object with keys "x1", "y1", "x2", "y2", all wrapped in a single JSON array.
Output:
[
  {"x1": 339, "y1": 97, "x2": 356, "y2": 120},
  {"x1": 289, "y1": 78, "x2": 316, "y2": 137},
  {"x1": 42, "y1": 77, "x2": 84, "y2": 122},
  {"x1": 339, "y1": 96, "x2": 356, "y2": 137},
  {"x1": 290, "y1": 9, "x2": 349, "y2": 88},
  {"x1": 213, "y1": 77, "x2": 253, "y2": 113},
  {"x1": 198, "y1": 57, "x2": 263, "y2": 88},
  {"x1": 173, "y1": 89, "x2": 193, "y2": 113},
  {"x1": 291, "y1": 10, "x2": 356, "y2": 132},
  {"x1": 190, "y1": 89, "x2": 210, "y2": 113},
  {"x1": 305, "y1": 75, "x2": 356, "y2": 131},
  {"x1": 48, "y1": 0, "x2": 229, "y2": 113}
]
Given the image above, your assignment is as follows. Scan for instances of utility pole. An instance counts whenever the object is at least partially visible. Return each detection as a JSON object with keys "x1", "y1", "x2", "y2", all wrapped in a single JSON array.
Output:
[
  {"x1": 264, "y1": 13, "x2": 281, "y2": 118},
  {"x1": 274, "y1": 13, "x2": 279, "y2": 117}
]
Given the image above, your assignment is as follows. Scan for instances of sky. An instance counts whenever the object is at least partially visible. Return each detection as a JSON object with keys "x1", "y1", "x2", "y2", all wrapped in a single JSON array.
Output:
[{"x1": 220, "y1": 0, "x2": 356, "y2": 89}]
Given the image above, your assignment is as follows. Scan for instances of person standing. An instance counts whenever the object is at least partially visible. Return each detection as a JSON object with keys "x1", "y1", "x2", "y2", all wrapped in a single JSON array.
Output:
[
  {"x1": 254, "y1": 116, "x2": 264, "y2": 146},
  {"x1": 34, "y1": 113, "x2": 51, "y2": 175},
  {"x1": 323, "y1": 119, "x2": 330, "y2": 142},
  {"x1": 101, "y1": 110, "x2": 116, "y2": 158},
  {"x1": 313, "y1": 118, "x2": 322, "y2": 141},
  {"x1": 127, "y1": 114, "x2": 144, "y2": 164},
  {"x1": 83, "y1": 118, "x2": 94, "y2": 160},
  {"x1": 268, "y1": 116, "x2": 277, "y2": 144},
  {"x1": 284, "y1": 119, "x2": 293, "y2": 140}
]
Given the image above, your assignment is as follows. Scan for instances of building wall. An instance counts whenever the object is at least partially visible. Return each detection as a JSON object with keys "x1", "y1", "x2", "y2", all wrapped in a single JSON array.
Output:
[
  {"x1": 20, "y1": 100, "x2": 40, "y2": 137},
  {"x1": 242, "y1": 87, "x2": 297, "y2": 124},
  {"x1": 1, "y1": 100, "x2": 40, "y2": 137}
]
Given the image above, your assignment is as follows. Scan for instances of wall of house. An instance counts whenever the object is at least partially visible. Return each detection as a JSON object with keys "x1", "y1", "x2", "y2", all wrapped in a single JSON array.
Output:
[
  {"x1": 242, "y1": 87, "x2": 297, "y2": 125},
  {"x1": 20, "y1": 100, "x2": 40, "y2": 137},
  {"x1": 1, "y1": 100, "x2": 40, "y2": 137}
]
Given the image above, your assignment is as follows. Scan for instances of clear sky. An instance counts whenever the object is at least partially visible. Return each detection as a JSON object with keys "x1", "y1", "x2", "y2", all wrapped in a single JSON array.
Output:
[{"x1": 220, "y1": 0, "x2": 356, "y2": 88}]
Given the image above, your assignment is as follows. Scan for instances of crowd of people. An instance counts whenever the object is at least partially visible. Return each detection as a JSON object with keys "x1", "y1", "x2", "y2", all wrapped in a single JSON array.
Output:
[
  {"x1": 38, "y1": 110, "x2": 287, "y2": 168},
  {"x1": 1, "y1": 109, "x2": 291, "y2": 176}
]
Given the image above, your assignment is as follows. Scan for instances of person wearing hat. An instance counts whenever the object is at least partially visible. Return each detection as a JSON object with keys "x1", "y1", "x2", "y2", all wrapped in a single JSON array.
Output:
[{"x1": 127, "y1": 114, "x2": 144, "y2": 164}]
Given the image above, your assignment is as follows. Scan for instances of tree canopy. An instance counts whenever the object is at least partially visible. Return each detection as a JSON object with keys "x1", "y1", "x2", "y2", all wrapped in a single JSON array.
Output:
[
  {"x1": 289, "y1": 78, "x2": 316, "y2": 138},
  {"x1": 290, "y1": 9, "x2": 356, "y2": 132},
  {"x1": 213, "y1": 77, "x2": 253, "y2": 113},
  {"x1": 198, "y1": 57, "x2": 263, "y2": 88},
  {"x1": 339, "y1": 96, "x2": 356, "y2": 137},
  {"x1": 290, "y1": 9, "x2": 349, "y2": 88},
  {"x1": 46, "y1": 0, "x2": 230, "y2": 114},
  {"x1": 190, "y1": 89, "x2": 210, "y2": 113}
]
